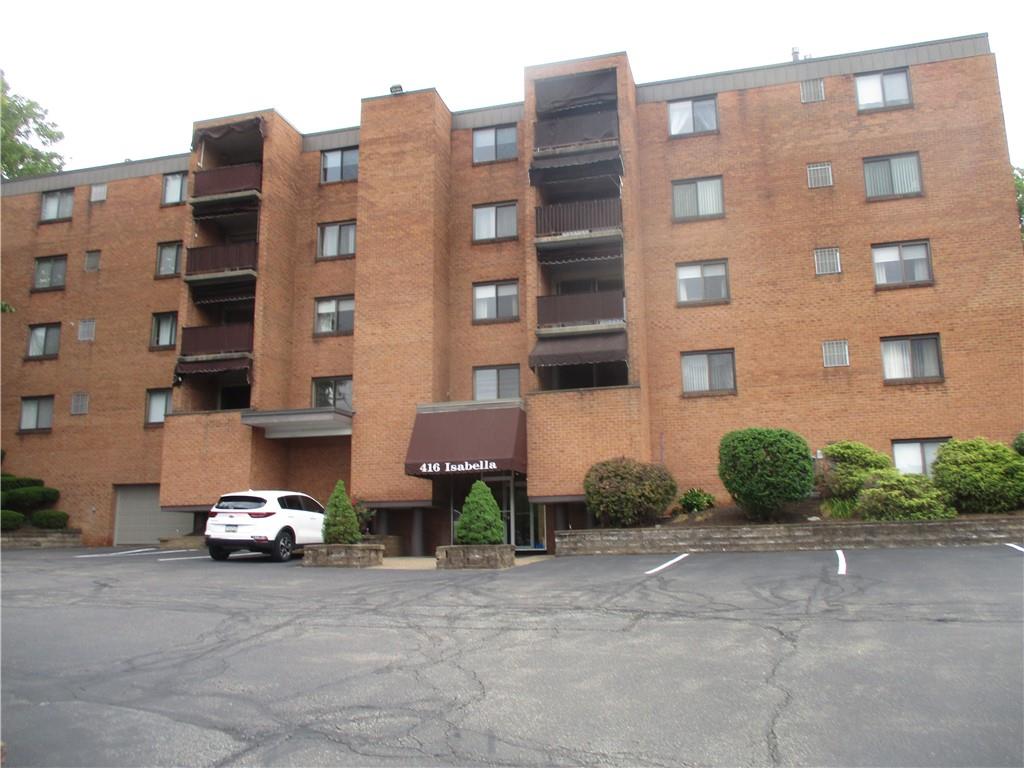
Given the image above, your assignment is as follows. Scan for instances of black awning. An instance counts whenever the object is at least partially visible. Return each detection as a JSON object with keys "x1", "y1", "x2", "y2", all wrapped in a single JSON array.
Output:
[
  {"x1": 535, "y1": 69, "x2": 617, "y2": 115},
  {"x1": 192, "y1": 291, "x2": 256, "y2": 305},
  {"x1": 175, "y1": 357, "x2": 251, "y2": 377},
  {"x1": 405, "y1": 406, "x2": 527, "y2": 477},
  {"x1": 530, "y1": 148, "x2": 623, "y2": 186},
  {"x1": 529, "y1": 332, "x2": 628, "y2": 368},
  {"x1": 536, "y1": 244, "x2": 622, "y2": 265},
  {"x1": 191, "y1": 118, "x2": 265, "y2": 150}
]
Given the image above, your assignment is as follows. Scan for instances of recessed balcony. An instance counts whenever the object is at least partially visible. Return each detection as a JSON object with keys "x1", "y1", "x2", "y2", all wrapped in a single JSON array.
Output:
[
  {"x1": 537, "y1": 290, "x2": 625, "y2": 330},
  {"x1": 185, "y1": 242, "x2": 259, "y2": 285},
  {"x1": 535, "y1": 198, "x2": 622, "y2": 246},
  {"x1": 179, "y1": 323, "x2": 254, "y2": 359}
]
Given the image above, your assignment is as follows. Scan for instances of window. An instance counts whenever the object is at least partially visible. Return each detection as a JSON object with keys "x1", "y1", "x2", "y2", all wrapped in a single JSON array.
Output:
[
  {"x1": 893, "y1": 439, "x2": 948, "y2": 477},
  {"x1": 146, "y1": 389, "x2": 172, "y2": 425},
  {"x1": 473, "y1": 125, "x2": 517, "y2": 163},
  {"x1": 90, "y1": 183, "x2": 107, "y2": 203},
  {"x1": 807, "y1": 162, "x2": 833, "y2": 188},
  {"x1": 84, "y1": 250, "x2": 101, "y2": 272},
  {"x1": 71, "y1": 392, "x2": 89, "y2": 416},
  {"x1": 856, "y1": 69, "x2": 911, "y2": 111},
  {"x1": 872, "y1": 241, "x2": 933, "y2": 287},
  {"x1": 681, "y1": 350, "x2": 736, "y2": 395},
  {"x1": 40, "y1": 189, "x2": 73, "y2": 221},
  {"x1": 864, "y1": 154, "x2": 921, "y2": 199},
  {"x1": 33, "y1": 256, "x2": 67, "y2": 290},
  {"x1": 672, "y1": 177, "x2": 724, "y2": 220},
  {"x1": 321, "y1": 148, "x2": 359, "y2": 183},
  {"x1": 800, "y1": 78, "x2": 825, "y2": 103},
  {"x1": 156, "y1": 242, "x2": 182, "y2": 277},
  {"x1": 312, "y1": 376, "x2": 353, "y2": 409},
  {"x1": 317, "y1": 221, "x2": 356, "y2": 260},
  {"x1": 822, "y1": 340, "x2": 850, "y2": 368},
  {"x1": 150, "y1": 312, "x2": 177, "y2": 348},
  {"x1": 676, "y1": 260, "x2": 728, "y2": 304},
  {"x1": 881, "y1": 335, "x2": 942, "y2": 382},
  {"x1": 314, "y1": 296, "x2": 355, "y2": 335},
  {"x1": 78, "y1": 319, "x2": 96, "y2": 342},
  {"x1": 472, "y1": 202, "x2": 517, "y2": 241},
  {"x1": 814, "y1": 247, "x2": 842, "y2": 275},
  {"x1": 668, "y1": 96, "x2": 718, "y2": 136},
  {"x1": 20, "y1": 396, "x2": 54, "y2": 431},
  {"x1": 27, "y1": 324, "x2": 61, "y2": 358},
  {"x1": 474, "y1": 366, "x2": 519, "y2": 400},
  {"x1": 473, "y1": 281, "x2": 519, "y2": 322},
  {"x1": 162, "y1": 172, "x2": 186, "y2": 205}
]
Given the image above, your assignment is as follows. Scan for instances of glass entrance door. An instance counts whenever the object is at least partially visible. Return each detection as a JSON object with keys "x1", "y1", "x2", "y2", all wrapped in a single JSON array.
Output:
[{"x1": 452, "y1": 473, "x2": 547, "y2": 552}]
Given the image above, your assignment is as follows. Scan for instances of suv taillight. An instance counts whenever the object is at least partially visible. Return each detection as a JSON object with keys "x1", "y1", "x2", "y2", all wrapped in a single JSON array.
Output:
[
  {"x1": 208, "y1": 511, "x2": 218, "y2": 518},
  {"x1": 247, "y1": 511, "x2": 276, "y2": 518}
]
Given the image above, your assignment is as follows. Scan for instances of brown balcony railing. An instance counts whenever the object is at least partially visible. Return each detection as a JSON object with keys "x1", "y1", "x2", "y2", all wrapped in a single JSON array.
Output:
[
  {"x1": 536, "y1": 198, "x2": 622, "y2": 237},
  {"x1": 537, "y1": 290, "x2": 625, "y2": 327},
  {"x1": 192, "y1": 163, "x2": 262, "y2": 197},
  {"x1": 180, "y1": 323, "x2": 253, "y2": 357},
  {"x1": 186, "y1": 242, "x2": 259, "y2": 275}
]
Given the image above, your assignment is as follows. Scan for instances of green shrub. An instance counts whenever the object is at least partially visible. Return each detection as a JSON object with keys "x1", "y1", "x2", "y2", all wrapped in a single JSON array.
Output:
[
  {"x1": 455, "y1": 480, "x2": 506, "y2": 545},
  {"x1": 1, "y1": 486, "x2": 59, "y2": 513},
  {"x1": 584, "y1": 457, "x2": 678, "y2": 527},
  {"x1": 821, "y1": 497, "x2": 857, "y2": 519},
  {"x1": 677, "y1": 487, "x2": 715, "y2": 515},
  {"x1": 322, "y1": 480, "x2": 361, "y2": 544},
  {"x1": 30, "y1": 509, "x2": 69, "y2": 529},
  {"x1": 931, "y1": 438, "x2": 1024, "y2": 515},
  {"x1": 352, "y1": 498, "x2": 375, "y2": 533},
  {"x1": 1, "y1": 510, "x2": 25, "y2": 531},
  {"x1": 1013, "y1": 432, "x2": 1024, "y2": 457},
  {"x1": 856, "y1": 474, "x2": 955, "y2": 521},
  {"x1": 820, "y1": 442, "x2": 893, "y2": 499},
  {"x1": 1, "y1": 476, "x2": 44, "y2": 491},
  {"x1": 822, "y1": 441, "x2": 893, "y2": 470},
  {"x1": 718, "y1": 428, "x2": 814, "y2": 521}
]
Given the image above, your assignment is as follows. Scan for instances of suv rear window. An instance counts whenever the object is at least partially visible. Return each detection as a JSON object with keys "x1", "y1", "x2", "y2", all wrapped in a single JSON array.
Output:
[{"x1": 214, "y1": 495, "x2": 267, "y2": 510}]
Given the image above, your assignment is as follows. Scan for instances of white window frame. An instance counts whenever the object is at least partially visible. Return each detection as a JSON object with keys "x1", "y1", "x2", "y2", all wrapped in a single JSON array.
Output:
[{"x1": 807, "y1": 162, "x2": 833, "y2": 188}]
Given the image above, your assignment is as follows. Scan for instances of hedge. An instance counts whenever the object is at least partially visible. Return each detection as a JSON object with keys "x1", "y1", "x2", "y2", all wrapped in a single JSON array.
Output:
[
  {"x1": 1013, "y1": 432, "x2": 1024, "y2": 457},
  {"x1": 1, "y1": 476, "x2": 43, "y2": 491},
  {"x1": 1, "y1": 510, "x2": 26, "y2": 531},
  {"x1": 931, "y1": 438, "x2": 1024, "y2": 515},
  {"x1": 1, "y1": 486, "x2": 60, "y2": 513},
  {"x1": 856, "y1": 474, "x2": 955, "y2": 521},
  {"x1": 30, "y1": 509, "x2": 69, "y2": 530},
  {"x1": 584, "y1": 457, "x2": 678, "y2": 527},
  {"x1": 718, "y1": 428, "x2": 814, "y2": 520}
]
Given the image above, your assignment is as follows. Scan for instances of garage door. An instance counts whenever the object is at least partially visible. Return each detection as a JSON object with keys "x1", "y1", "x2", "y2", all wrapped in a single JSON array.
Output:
[{"x1": 114, "y1": 485, "x2": 190, "y2": 545}]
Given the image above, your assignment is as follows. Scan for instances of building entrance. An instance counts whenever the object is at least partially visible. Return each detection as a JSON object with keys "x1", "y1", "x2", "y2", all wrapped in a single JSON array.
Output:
[{"x1": 446, "y1": 472, "x2": 546, "y2": 552}]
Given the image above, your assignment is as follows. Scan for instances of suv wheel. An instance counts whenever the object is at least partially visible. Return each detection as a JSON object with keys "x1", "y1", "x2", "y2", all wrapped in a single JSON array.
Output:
[
  {"x1": 271, "y1": 529, "x2": 294, "y2": 562},
  {"x1": 209, "y1": 545, "x2": 230, "y2": 561}
]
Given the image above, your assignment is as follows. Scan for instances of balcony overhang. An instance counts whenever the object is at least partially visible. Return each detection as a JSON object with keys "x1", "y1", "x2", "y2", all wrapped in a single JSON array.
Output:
[
  {"x1": 537, "y1": 320, "x2": 627, "y2": 337},
  {"x1": 405, "y1": 400, "x2": 527, "y2": 477},
  {"x1": 185, "y1": 269, "x2": 257, "y2": 287},
  {"x1": 529, "y1": 148, "x2": 623, "y2": 186},
  {"x1": 529, "y1": 330, "x2": 628, "y2": 368},
  {"x1": 189, "y1": 190, "x2": 262, "y2": 221},
  {"x1": 241, "y1": 406, "x2": 353, "y2": 439},
  {"x1": 175, "y1": 355, "x2": 252, "y2": 380},
  {"x1": 534, "y1": 229, "x2": 623, "y2": 250}
]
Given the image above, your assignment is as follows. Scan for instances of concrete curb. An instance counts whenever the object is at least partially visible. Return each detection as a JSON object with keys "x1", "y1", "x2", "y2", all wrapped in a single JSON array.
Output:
[{"x1": 555, "y1": 517, "x2": 1024, "y2": 556}]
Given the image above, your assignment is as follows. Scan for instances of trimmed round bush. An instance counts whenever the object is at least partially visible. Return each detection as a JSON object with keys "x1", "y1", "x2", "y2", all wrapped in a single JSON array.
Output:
[
  {"x1": 1, "y1": 486, "x2": 59, "y2": 513},
  {"x1": 1, "y1": 509, "x2": 26, "y2": 531},
  {"x1": 677, "y1": 487, "x2": 715, "y2": 515},
  {"x1": 584, "y1": 457, "x2": 678, "y2": 528},
  {"x1": 322, "y1": 480, "x2": 361, "y2": 544},
  {"x1": 820, "y1": 441, "x2": 893, "y2": 499},
  {"x1": 931, "y1": 438, "x2": 1024, "y2": 515},
  {"x1": 455, "y1": 480, "x2": 506, "y2": 545},
  {"x1": 0, "y1": 476, "x2": 44, "y2": 492},
  {"x1": 718, "y1": 428, "x2": 814, "y2": 521},
  {"x1": 30, "y1": 509, "x2": 69, "y2": 529},
  {"x1": 1013, "y1": 432, "x2": 1024, "y2": 457},
  {"x1": 856, "y1": 474, "x2": 955, "y2": 521}
]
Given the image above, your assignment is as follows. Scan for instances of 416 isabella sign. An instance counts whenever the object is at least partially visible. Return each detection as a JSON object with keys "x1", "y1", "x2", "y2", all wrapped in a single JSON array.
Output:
[{"x1": 418, "y1": 459, "x2": 499, "y2": 474}]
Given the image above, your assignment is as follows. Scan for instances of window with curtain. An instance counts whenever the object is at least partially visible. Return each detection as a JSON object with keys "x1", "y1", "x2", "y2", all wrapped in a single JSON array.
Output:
[
  {"x1": 34, "y1": 256, "x2": 67, "y2": 289},
  {"x1": 41, "y1": 189, "x2": 73, "y2": 221},
  {"x1": 673, "y1": 177, "x2": 724, "y2": 220},
  {"x1": 855, "y1": 69, "x2": 911, "y2": 110},
  {"x1": 146, "y1": 389, "x2": 172, "y2": 424},
  {"x1": 321, "y1": 148, "x2": 359, "y2": 182},
  {"x1": 156, "y1": 243, "x2": 182, "y2": 276},
  {"x1": 150, "y1": 313, "x2": 177, "y2": 348},
  {"x1": 681, "y1": 350, "x2": 735, "y2": 394},
  {"x1": 473, "y1": 125, "x2": 517, "y2": 163},
  {"x1": 27, "y1": 324, "x2": 61, "y2": 358},
  {"x1": 676, "y1": 261, "x2": 728, "y2": 303},
  {"x1": 473, "y1": 202, "x2": 517, "y2": 241},
  {"x1": 473, "y1": 281, "x2": 518, "y2": 321},
  {"x1": 864, "y1": 154, "x2": 921, "y2": 199},
  {"x1": 893, "y1": 439, "x2": 948, "y2": 476},
  {"x1": 312, "y1": 376, "x2": 353, "y2": 409},
  {"x1": 881, "y1": 335, "x2": 942, "y2": 381},
  {"x1": 669, "y1": 96, "x2": 718, "y2": 136},
  {"x1": 162, "y1": 173, "x2": 186, "y2": 204},
  {"x1": 314, "y1": 296, "x2": 355, "y2": 335},
  {"x1": 872, "y1": 241, "x2": 933, "y2": 286},
  {"x1": 20, "y1": 396, "x2": 54, "y2": 431},
  {"x1": 474, "y1": 366, "x2": 519, "y2": 400},
  {"x1": 318, "y1": 221, "x2": 356, "y2": 259}
]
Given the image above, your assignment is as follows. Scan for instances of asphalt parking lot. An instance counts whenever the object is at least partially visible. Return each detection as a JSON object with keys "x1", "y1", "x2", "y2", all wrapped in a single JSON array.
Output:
[{"x1": 2, "y1": 544, "x2": 1022, "y2": 767}]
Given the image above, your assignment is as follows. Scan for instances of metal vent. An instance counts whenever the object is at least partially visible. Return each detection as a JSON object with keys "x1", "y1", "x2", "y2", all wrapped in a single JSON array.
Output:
[
  {"x1": 78, "y1": 319, "x2": 96, "y2": 341},
  {"x1": 800, "y1": 78, "x2": 825, "y2": 103},
  {"x1": 84, "y1": 250, "x2": 101, "y2": 272},
  {"x1": 807, "y1": 162, "x2": 833, "y2": 188},
  {"x1": 814, "y1": 247, "x2": 841, "y2": 275},
  {"x1": 71, "y1": 392, "x2": 90, "y2": 415},
  {"x1": 822, "y1": 340, "x2": 850, "y2": 368}
]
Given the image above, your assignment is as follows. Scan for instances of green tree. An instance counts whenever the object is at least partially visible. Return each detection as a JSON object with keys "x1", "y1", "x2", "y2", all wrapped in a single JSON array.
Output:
[
  {"x1": 455, "y1": 480, "x2": 506, "y2": 545},
  {"x1": 1, "y1": 73, "x2": 65, "y2": 180},
  {"x1": 1014, "y1": 166, "x2": 1024, "y2": 239},
  {"x1": 322, "y1": 480, "x2": 361, "y2": 544}
]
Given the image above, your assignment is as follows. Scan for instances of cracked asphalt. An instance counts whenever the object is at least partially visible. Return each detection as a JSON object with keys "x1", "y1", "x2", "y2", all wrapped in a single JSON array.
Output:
[{"x1": 2, "y1": 545, "x2": 1022, "y2": 767}]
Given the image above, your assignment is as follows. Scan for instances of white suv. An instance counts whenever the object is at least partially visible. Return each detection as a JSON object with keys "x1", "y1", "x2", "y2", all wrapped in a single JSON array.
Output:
[{"x1": 205, "y1": 490, "x2": 325, "y2": 562}]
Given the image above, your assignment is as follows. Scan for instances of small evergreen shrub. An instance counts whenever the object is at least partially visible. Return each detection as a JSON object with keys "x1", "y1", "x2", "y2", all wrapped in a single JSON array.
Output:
[
  {"x1": 856, "y1": 474, "x2": 955, "y2": 521},
  {"x1": 931, "y1": 438, "x2": 1024, "y2": 515},
  {"x1": 30, "y1": 509, "x2": 69, "y2": 529},
  {"x1": 455, "y1": 480, "x2": 506, "y2": 545},
  {"x1": 584, "y1": 457, "x2": 678, "y2": 527},
  {"x1": 322, "y1": 480, "x2": 361, "y2": 544},
  {"x1": 821, "y1": 497, "x2": 857, "y2": 520},
  {"x1": 822, "y1": 441, "x2": 893, "y2": 470},
  {"x1": 677, "y1": 488, "x2": 715, "y2": 515},
  {"x1": 1, "y1": 486, "x2": 59, "y2": 513},
  {"x1": 1013, "y1": 432, "x2": 1024, "y2": 457},
  {"x1": 718, "y1": 428, "x2": 814, "y2": 521},
  {"x1": 820, "y1": 442, "x2": 892, "y2": 499},
  {"x1": 1, "y1": 510, "x2": 25, "y2": 531},
  {"x1": 1, "y1": 476, "x2": 43, "y2": 491}
]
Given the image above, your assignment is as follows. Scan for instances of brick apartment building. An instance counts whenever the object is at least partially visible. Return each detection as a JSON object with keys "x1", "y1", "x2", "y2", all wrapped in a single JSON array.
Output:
[{"x1": 2, "y1": 34, "x2": 1021, "y2": 552}]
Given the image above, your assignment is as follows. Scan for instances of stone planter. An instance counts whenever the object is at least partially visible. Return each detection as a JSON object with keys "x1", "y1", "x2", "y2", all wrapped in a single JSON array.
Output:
[
  {"x1": 301, "y1": 543, "x2": 384, "y2": 567},
  {"x1": 362, "y1": 534, "x2": 403, "y2": 557},
  {"x1": 436, "y1": 544, "x2": 515, "y2": 570}
]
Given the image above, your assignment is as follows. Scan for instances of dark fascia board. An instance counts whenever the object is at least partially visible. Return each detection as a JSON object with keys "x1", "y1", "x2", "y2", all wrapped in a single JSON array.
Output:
[{"x1": 2, "y1": 154, "x2": 190, "y2": 197}]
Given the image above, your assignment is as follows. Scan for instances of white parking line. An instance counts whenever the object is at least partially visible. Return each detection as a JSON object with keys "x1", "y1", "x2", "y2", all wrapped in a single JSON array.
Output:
[
  {"x1": 158, "y1": 555, "x2": 209, "y2": 561},
  {"x1": 75, "y1": 547, "x2": 156, "y2": 558},
  {"x1": 645, "y1": 553, "x2": 689, "y2": 575},
  {"x1": 1005, "y1": 543, "x2": 1024, "y2": 554},
  {"x1": 836, "y1": 549, "x2": 847, "y2": 575}
]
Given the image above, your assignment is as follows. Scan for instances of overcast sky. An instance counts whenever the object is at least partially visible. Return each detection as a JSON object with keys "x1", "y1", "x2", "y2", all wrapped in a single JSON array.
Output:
[{"x1": 3, "y1": 0, "x2": 1022, "y2": 171}]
